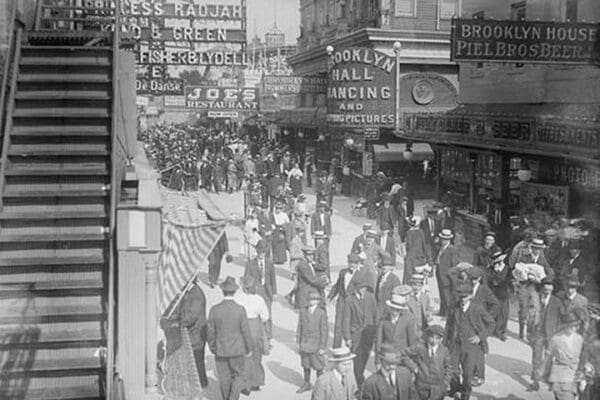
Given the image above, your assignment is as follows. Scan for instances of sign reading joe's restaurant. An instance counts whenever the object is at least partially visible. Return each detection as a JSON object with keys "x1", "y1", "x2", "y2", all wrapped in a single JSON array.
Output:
[{"x1": 327, "y1": 47, "x2": 396, "y2": 127}]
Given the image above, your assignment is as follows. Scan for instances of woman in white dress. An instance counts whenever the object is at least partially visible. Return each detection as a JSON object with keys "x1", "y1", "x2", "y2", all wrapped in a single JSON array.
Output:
[{"x1": 244, "y1": 207, "x2": 261, "y2": 259}]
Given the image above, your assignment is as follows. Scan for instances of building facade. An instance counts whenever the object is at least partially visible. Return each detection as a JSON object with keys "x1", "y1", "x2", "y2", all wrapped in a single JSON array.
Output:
[{"x1": 284, "y1": 0, "x2": 460, "y2": 195}]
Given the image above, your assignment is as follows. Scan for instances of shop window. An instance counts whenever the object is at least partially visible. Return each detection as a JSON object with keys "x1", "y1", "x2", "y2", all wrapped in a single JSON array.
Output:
[
  {"x1": 394, "y1": 0, "x2": 417, "y2": 17},
  {"x1": 440, "y1": 0, "x2": 457, "y2": 19},
  {"x1": 566, "y1": 0, "x2": 578, "y2": 21}
]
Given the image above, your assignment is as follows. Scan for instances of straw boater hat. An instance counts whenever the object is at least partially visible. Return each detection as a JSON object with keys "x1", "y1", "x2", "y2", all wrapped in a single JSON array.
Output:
[
  {"x1": 438, "y1": 229, "x2": 454, "y2": 240},
  {"x1": 393, "y1": 285, "x2": 413, "y2": 296},
  {"x1": 409, "y1": 274, "x2": 426, "y2": 284},
  {"x1": 386, "y1": 293, "x2": 409, "y2": 310},
  {"x1": 220, "y1": 276, "x2": 239, "y2": 292},
  {"x1": 328, "y1": 347, "x2": 356, "y2": 362},
  {"x1": 367, "y1": 230, "x2": 379, "y2": 239},
  {"x1": 424, "y1": 325, "x2": 445, "y2": 338},
  {"x1": 530, "y1": 238, "x2": 547, "y2": 249},
  {"x1": 490, "y1": 251, "x2": 507, "y2": 264},
  {"x1": 313, "y1": 230, "x2": 326, "y2": 240}
]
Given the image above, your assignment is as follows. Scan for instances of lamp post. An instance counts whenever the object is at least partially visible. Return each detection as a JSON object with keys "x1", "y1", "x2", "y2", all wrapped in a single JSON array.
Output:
[{"x1": 393, "y1": 41, "x2": 402, "y2": 133}]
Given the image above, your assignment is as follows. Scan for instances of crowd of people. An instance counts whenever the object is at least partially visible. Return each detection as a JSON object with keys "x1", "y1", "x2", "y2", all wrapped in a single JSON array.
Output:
[{"x1": 149, "y1": 125, "x2": 600, "y2": 400}]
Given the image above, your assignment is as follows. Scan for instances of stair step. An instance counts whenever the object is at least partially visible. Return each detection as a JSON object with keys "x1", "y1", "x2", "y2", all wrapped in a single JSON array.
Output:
[
  {"x1": 5, "y1": 166, "x2": 109, "y2": 176},
  {"x1": 0, "y1": 375, "x2": 101, "y2": 396},
  {"x1": 0, "y1": 255, "x2": 105, "y2": 267},
  {"x1": 19, "y1": 73, "x2": 110, "y2": 83},
  {"x1": 0, "y1": 280, "x2": 102, "y2": 293},
  {"x1": 0, "y1": 303, "x2": 104, "y2": 324},
  {"x1": 0, "y1": 211, "x2": 107, "y2": 220},
  {"x1": 9, "y1": 145, "x2": 109, "y2": 156},
  {"x1": 21, "y1": 56, "x2": 111, "y2": 67},
  {"x1": 3, "y1": 189, "x2": 109, "y2": 198},
  {"x1": 16, "y1": 90, "x2": 110, "y2": 100},
  {"x1": 0, "y1": 384, "x2": 102, "y2": 400},
  {"x1": 0, "y1": 233, "x2": 107, "y2": 243},
  {"x1": 0, "y1": 321, "x2": 103, "y2": 344},
  {"x1": 1, "y1": 357, "x2": 102, "y2": 375},
  {"x1": 21, "y1": 45, "x2": 112, "y2": 51},
  {"x1": 12, "y1": 125, "x2": 109, "y2": 136},
  {"x1": 13, "y1": 108, "x2": 110, "y2": 118}
]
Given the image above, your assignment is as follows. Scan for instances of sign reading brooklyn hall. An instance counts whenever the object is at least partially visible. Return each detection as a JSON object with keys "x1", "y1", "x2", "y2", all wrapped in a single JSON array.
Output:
[
  {"x1": 327, "y1": 47, "x2": 396, "y2": 127},
  {"x1": 451, "y1": 18, "x2": 600, "y2": 64}
]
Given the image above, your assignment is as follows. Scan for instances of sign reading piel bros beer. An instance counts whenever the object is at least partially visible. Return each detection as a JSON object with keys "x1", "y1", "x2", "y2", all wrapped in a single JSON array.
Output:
[
  {"x1": 327, "y1": 47, "x2": 396, "y2": 127},
  {"x1": 451, "y1": 19, "x2": 600, "y2": 64}
]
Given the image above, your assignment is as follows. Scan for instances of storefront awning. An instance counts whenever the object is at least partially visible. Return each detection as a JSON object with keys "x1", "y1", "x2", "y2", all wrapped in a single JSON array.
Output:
[
  {"x1": 372, "y1": 143, "x2": 434, "y2": 163},
  {"x1": 274, "y1": 107, "x2": 327, "y2": 128}
]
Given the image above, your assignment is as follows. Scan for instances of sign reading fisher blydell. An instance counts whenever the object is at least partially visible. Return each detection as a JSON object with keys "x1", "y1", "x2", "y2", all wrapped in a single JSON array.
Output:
[
  {"x1": 451, "y1": 19, "x2": 600, "y2": 64},
  {"x1": 327, "y1": 47, "x2": 396, "y2": 127}
]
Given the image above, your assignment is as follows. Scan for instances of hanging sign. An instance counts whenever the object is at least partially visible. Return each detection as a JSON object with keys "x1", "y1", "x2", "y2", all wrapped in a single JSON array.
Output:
[
  {"x1": 451, "y1": 18, "x2": 600, "y2": 64},
  {"x1": 184, "y1": 87, "x2": 259, "y2": 110}
]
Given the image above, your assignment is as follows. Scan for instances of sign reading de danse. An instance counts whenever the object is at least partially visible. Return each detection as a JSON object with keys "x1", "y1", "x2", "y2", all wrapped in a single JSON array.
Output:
[
  {"x1": 451, "y1": 18, "x2": 600, "y2": 64},
  {"x1": 327, "y1": 47, "x2": 396, "y2": 127},
  {"x1": 184, "y1": 87, "x2": 259, "y2": 110}
]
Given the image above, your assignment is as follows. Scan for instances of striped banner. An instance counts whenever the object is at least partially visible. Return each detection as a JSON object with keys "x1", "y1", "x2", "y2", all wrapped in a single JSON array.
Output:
[{"x1": 158, "y1": 219, "x2": 225, "y2": 316}]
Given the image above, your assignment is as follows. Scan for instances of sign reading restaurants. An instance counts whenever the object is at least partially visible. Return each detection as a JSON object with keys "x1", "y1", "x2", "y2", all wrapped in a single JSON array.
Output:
[
  {"x1": 184, "y1": 86, "x2": 259, "y2": 110},
  {"x1": 451, "y1": 19, "x2": 600, "y2": 64},
  {"x1": 327, "y1": 47, "x2": 396, "y2": 127}
]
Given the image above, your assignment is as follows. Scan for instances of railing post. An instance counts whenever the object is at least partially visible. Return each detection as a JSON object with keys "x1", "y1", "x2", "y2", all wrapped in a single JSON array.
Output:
[{"x1": 144, "y1": 252, "x2": 160, "y2": 395}]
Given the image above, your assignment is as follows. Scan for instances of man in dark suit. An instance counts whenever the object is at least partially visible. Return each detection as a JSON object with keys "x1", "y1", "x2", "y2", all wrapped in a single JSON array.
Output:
[
  {"x1": 529, "y1": 278, "x2": 562, "y2": 391},
  {"x1": 352, "y1": 223, "x2": 372, "y2": 254},
  {"x1": 342, "y1": 278, "x2": 378, "y2": 387},
  {"x1": 485, "y1": 252, "x2": 512, "y2": 341},
  {"x1": 420, "y1": 207, "x2": 440, "y2": 259},
  {"x1": 315, "y1": 231, "x2": 331, "y2": 280},
  {"x1": 207, "y1": 277, "x2": 252, "y2": 400},
  {"x1": 473, "y1": 232, "x2": 501, "y2": 269},
  {"x1": 311, "y1": 201, "x2": 332, "y2": 243},
  {"x1": 444, "y1": 285, "x2": 495, "y2": 400},
  {"x1": 378, "y1": 222, "x2": 397, "y2": 266},
  {"x1": 562, "y1": 275, "x2": 590, "y2": 334},
  {"x1": 244, "y1": 240, "x2": 276, "y2": 338},
  {"x1": 396, "y1": 196, "x2": 411, "y2": 243},
  {"x1": 361, "y1": 346, "x2": 412, "y2": 400},
  {"x1": 467, "y1": 267, "x2": 500, "y2": 386},
  {"x1": 328, "y1": 253, "x2": 362, "y2": 347},
  {"x1": 375, "y1": 256, "x2": 401, "y2": 318},
  {"x1": 296, "y1": 246, "x2": 330, "y2": 310},
  {"x1": 435, "y1": 229, "x2": 459, "y2": 317},
  {"x1": 376, "y1": 193, "x2": 398, "y2": 232},
  {"x1": 180, "y1": 277, "x2": 209, "y2": 388},
  {"x1": 402, "y1": 325, "x2": 453, "y2": 400}
]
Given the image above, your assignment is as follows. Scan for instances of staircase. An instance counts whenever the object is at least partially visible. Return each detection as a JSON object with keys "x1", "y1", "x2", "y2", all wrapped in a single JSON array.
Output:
[{"x1": 0, "y1": 44, "x2": 113, "y2": 399}]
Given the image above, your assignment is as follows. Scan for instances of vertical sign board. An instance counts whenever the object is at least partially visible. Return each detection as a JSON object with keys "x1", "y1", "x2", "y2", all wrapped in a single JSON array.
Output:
[{"x1": 327, "y1": 47, "x2": 396, "y2": 128}]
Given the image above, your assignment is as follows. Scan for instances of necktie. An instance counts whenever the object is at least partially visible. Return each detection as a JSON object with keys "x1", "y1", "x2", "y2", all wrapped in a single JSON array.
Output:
[
  {"x1": 389, "y1": 373, "x2": 395, "y2": 387},
  {"x1": 430, "y1": 348, "x2": 434, "y2": 358},
  {"x1": 382, "y1": 236, "x2": 387, "y2": 250},
  {"x1": 341, "y1": 374, "x2": 346, "y2": 388}
]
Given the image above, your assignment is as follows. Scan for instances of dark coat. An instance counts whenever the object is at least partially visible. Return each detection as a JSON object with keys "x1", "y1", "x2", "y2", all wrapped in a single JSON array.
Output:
[
  {"x1": 310, "y1": 211, "x2": 332, "y2": 238},
  {"x1": 533, "y1": 294, "x2": 562, "y2": 338},
  {"x1": 402, "y1": 343, "x2": 453, "y2": 396},
  {"x1": 375, "y1": 313, "x2": 419, "y2": 356},
  {"x1": 375, "y1": 272, "x2": 401, "y2": 317},
  {"x1": 296, "y1": 306, "x2": 328, "y2": 353},
  {"x1": 445, "y1": 303, "x2": 495, "y2": 353},
  {"x1": 472, "y1": 283, "x2": 500, "y2": 318},
  {"x1": 315, "y1": 242, "x2": 330, "y2": 277},
  {"x1": 207, "y1": 299, "x2": 252, "y2": 357},
  {"x1": 361, "y1": 368, "x2": 412, "y2": 400},
  {"x1": 296, "y1": 259, "x2": 328, "y2": 309},
  {"x1": 376, "y1": 205, "x2": 398, "y2": 231},
  {"x1": 342, "y1": 292, "x2": 378, "y2": 349},
  {"x1": 486, "y1": 266, "x2": 512, "y2": 300},
  {"x1": 328, "y1": 267, "x2": 361, "y2": 346},
  {"x1": 378, "y1": 233, "x2": 397, "y2": 265},
  {"x1": 473, "y1": 245, "x2": 501, "y2": 269},
  {"x1": 351, "y1": 233, "x2": 369, "y2": 255},
  {"x1": 180, "y1": 284, "x2": 207, "y2": 349},
  {"x1": 436, "y1": 244, "x2": 459, "y2": 288},
  {"x1": 244, "y1": 257, "x2": 277, "y2": 300}
]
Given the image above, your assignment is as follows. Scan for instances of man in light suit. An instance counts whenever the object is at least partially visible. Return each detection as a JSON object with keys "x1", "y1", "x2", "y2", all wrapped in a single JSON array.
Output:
[
  {"x1": 207, "y1": 277, "x2": 252, "y2": 400},
  {"x1": 435, "y1": 229, "x2": 459, "y2": 317},
  {"x1": 312, "y1": 347, "x2": 357, "y2": 400}
]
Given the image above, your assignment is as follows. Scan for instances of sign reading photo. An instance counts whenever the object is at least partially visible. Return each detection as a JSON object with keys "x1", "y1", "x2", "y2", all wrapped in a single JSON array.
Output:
[{"x1": 451, "y1": 18, "x2": 600, "y2": 64}]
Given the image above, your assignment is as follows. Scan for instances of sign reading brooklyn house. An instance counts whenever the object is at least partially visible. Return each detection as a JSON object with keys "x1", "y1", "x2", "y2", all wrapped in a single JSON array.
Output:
[
  {"x1": 327, "y1": 47, "x2": 396, "y2": 127},
  {"x1": 451, "y1": 18, "x2": 600, "y2": 64},
  {"x1": 184, "y1": 86, "x2": 259, "y2": 110}
]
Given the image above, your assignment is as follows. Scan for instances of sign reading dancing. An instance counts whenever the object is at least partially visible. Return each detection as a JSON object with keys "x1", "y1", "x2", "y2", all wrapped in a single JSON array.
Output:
[{"x1": 451, "y1": 18, "x2": 600, "y2": 64}]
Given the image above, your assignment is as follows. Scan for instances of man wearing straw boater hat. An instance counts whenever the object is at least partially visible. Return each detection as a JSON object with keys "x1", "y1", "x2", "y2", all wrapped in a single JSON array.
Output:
[
  {"x1": 362, "y1": 344, "x2": 412, "y2": 400},
  {"x1": 311, "y1": 347, "x2": 357, "y2": 400},
  {"x1": 435, "y1": 229, "x2": 459, "y2": 317},
  {"x1": 207, "y1": 276, "x2": 252, "y2": 400},
  {"x1": 402, "y1": 325, "x2": 452, "y2": 400}
]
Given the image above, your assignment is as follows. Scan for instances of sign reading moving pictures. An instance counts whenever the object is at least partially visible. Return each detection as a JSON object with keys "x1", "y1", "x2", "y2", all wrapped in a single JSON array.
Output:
[
  {"x1": 327, "y1": 47, "x2": 396, "y2": 127},
  {"x1": 451, "y1": 18, "x2": 600, "y2": 64},
  {"x1": 184, "y1": 87, "x2": 259, "y2": 110}
]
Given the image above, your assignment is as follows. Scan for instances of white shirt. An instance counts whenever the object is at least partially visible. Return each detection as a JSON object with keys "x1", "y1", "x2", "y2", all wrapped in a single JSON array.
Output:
[
  {"x1": 234, "y1": 292, "x2": 270, "y2": 320},
  {"x1": 472, "y1": 281, "x2": 480, "y2": 297},
  {"x1": 344, "y1": 268, "x2": 356, "y2": 290},
  {"x1": 428, "y1": 344, "x2": 439, "y2": 357},
  {"x1": 461, "y1": 302, "x2": 470, "y2": 313},
  {"x1": 381, "y1": 234, "x2": 387, "y2": 250},
  {"x1": 320, "y1": 213, "x2": 325, "y2": 227},
  {"x1": 541, "y1": 295, "x2": 550, "y2": 308},
  {"x1": 332, "y1": 368, "x2": 344, "y2": 386},
  {"x1": 273, "y1": 211, "x2": 289, "y2": 225},
  {"x1": 379, "y1": 271, "x2": 391, "y2": 287}
]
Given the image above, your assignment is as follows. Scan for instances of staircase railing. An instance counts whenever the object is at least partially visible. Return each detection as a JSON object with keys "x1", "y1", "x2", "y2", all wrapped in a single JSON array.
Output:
[{"x1": 0, "y1": 3, "x2": 24, "y2": 209}]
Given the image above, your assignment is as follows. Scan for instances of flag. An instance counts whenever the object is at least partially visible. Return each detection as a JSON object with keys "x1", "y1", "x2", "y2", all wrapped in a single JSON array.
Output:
[{"x1": 158, "y1": 219, "x2": 225, "y2": 316}]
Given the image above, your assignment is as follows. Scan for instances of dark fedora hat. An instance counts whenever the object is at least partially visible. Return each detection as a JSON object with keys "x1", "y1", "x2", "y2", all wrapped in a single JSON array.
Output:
[{"x1": 220, "y1": 276, "x2": 239, "y2": 292}]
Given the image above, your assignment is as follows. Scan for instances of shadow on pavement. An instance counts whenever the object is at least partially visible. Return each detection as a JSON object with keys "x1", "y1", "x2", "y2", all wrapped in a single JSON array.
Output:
[
  {"x1": 472, "y1": 392, "x2": 526, "y2": 400},
  {"x1": 266, "y1": 360, "x2": 305, "y2": 387},
  {"x1": 485, "y1": 353, "x2": 532, "y2": 390}
]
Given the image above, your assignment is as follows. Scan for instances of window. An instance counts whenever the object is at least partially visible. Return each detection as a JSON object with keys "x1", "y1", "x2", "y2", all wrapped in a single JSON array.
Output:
[
  {"x1": 566, "y1": 0, "x2": 578, "y2": 21},
  {"x1": 395, "y1": 0, "x2": 416, "y2": 17},
  {"x1": 511, "y1": 2, "x2": 526, "y2": 21},
  {"x1": 440, "y1": 0, "x2": 457, "y2": 19}
]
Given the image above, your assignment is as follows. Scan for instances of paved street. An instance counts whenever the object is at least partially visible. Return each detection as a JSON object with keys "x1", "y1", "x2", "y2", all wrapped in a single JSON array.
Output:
[{"x1": 182, "y1": 189, "x2": 553, "y2": 400}]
